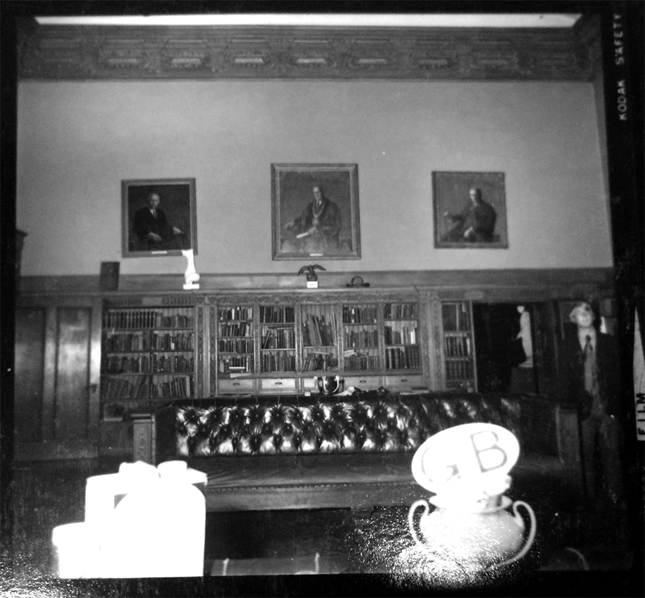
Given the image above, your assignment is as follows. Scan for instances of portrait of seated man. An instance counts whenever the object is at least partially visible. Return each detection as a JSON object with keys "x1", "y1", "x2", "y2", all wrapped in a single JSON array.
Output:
[
  {"x1": 130, "y1": 191, "x2": 189, "y2": 251},
  {"x1": 442, "y1": 187, "x2": 497, "y2": 243},
  {"x1": 284, "y1": 184, "x2": 342, "y2": 254}
]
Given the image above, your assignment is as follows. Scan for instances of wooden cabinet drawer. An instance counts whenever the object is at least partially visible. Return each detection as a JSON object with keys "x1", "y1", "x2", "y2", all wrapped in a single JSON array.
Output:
[
  {"x1": 383, "y1": 374, "x2": 425, "y2": 389},
  {"x1": 342, "y1": 375, "x2": 382, "y2": 390},
  {"x1": 218, "y1": 378, "x2": 256, "y2": 393},
  {"x1": 260, "y1": 378, "x2": 297, "y2": 392}
]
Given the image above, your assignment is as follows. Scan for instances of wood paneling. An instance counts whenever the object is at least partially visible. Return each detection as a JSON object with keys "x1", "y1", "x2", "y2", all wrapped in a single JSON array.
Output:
[
  {"x1": 54, "y1": 308, "x2": 92, "y2": 440},
  {"x1": 14, "y1": 298, "x2": 101, "y2": 460},
  {"x1": 14, "y1": 309, "x2": 46, "y2": 443}
]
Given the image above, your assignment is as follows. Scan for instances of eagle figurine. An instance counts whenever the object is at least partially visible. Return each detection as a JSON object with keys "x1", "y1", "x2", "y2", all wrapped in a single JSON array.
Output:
[{"x1": 297, "y1": 264, "x2": 326, "y2": 281}]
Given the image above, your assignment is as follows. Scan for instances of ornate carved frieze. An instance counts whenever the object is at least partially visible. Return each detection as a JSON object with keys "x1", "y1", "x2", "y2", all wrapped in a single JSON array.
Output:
[{"x1": 18, "y1": 21, "x2": 600, "y2": 81}]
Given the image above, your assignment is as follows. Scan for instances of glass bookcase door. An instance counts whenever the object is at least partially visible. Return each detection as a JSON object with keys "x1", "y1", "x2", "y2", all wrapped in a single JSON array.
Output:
[
  {"x1": 148, "y1": 307, "x2": 195, "y2": 399},
  {"x1": 101, "y1": 305, "x2": 195, "y2": 420},
  {"x1": 217, "y1": 305, "x2": 255, "y2": 376},
  {"x1": 341, "y1": 303, "x2": 380, "y2": 372},
  {"x1": 259, "y1": 304, "x2": 296, "y2": 373},
  {"x1": 301, "y1": 303, "x2": 339, "y2": 372},
  {"x1": 442, "y1": 301, "x2": 476, "y2": 390},
  {"x1": 383, "y1": 302, "x2": 421, "y2": 371}
]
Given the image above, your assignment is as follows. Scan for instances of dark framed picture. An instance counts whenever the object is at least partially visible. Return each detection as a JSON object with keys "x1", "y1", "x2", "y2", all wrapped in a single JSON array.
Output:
[
  {"x1": 122, "y1": 178, "x2": 197, "y2": 258},
  {"x1": 433, "y1": 171, "x2": 508, "y2": 249},
  {"x1": 272, "y1": 164, "x2": 361, "y2": 260}
]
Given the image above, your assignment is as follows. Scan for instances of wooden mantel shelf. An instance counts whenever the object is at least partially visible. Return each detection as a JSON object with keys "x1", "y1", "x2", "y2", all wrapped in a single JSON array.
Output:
[{"x1": 19, "y1": 268, "x2": 615, "y2": 302}]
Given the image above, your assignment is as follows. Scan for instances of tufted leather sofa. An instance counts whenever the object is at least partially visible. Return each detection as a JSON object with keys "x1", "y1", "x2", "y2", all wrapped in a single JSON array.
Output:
[{"x1": 154, "y1": 389, "x2": 582, "y2": 512}]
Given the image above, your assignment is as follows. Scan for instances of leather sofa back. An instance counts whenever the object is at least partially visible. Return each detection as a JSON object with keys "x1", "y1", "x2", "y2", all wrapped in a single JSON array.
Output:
[{"x1": 173, "y1": 390, "x2": 522, "y2": 457}]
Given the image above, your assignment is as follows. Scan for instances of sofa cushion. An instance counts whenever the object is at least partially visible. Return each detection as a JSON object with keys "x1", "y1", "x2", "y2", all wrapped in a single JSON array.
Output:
[{"x1": 175, "y1": 391, "x2": 522, "y2": 457}]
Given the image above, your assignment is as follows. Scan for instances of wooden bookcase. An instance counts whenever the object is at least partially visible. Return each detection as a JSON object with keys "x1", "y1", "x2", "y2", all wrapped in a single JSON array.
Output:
[
  {"x1": 98, "y1": 293, "x2": 485, "y2": 407},
  {"x1": 441, "y1": 301, "x2": 477, "y2": 391},
  {"x1": 209, "y1": 291, "x2": 427, "y2": 394},
  {"x1": 101, "y1": 297, "x2": 199, "y2": 420}
]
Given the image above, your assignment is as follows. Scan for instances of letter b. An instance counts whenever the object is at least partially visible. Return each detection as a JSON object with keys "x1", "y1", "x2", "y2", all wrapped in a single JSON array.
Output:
[{"x1": 470, "y1": 430, "x2": 507, "y2": 473}]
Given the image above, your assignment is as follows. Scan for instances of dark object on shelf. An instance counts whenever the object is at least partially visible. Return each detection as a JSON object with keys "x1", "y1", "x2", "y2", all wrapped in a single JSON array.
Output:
[
  {"x1": 346, "y1": 275, "x2": 370, "y2": 288},
  {"x1": 297, "y1": 264, "x2": 326, "y2": 281},
  {"x1": 314, "y1": 375, "x2": 344, "y2": 395},
  {"x1": 100, "y1": 262, "x2": 120, "y2": 291}
]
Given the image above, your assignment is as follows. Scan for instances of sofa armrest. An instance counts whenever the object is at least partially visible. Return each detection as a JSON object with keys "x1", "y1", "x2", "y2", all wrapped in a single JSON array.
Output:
[
  {"x1": 554, "y1": 404, "x2": 584, "y2": 494},
  {"x1": 518, "y1": 396, "x2": 583, "y2": 494},
  {"x1": 154, "y1": 402, "x2": 178, "y2": 465},
  {"x1": 517, "y1": 396, "x2": 560, "y2": 458}
]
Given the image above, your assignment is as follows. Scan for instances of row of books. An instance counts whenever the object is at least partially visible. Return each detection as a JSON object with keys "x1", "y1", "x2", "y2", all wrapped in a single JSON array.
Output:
[
  {"x1": 104, "y1": 310, "x2": 194, "y2": 330},
  {"x1": 218, "y1": 356, "x2": 254, "y2": 373},
  {"x1": 384, "y1": 346, "x2": 421, "y2": 370},
  {"x1": 342, "y1": 305, "x2": 378, "y2": 324},
  {"x1": 104, "y1": 332, "x2": 194, "y2": 352},
  {"x1": 219, "y1": 322, "x2": 252, "y2": 337},
  {"x1": 444, "y1": 335, "x2": 472, "y2": 357},
  {"x1": 260, "y1": 351, "x2": 296, "y2": 372},
  {"x1": 384, "y1": 325, "x2": 418, "y2": 345},
  {"x1": 219, "y1": 307, "x2": 253, "y2": 321},
  {"x1": 442, "y1": 303, "x2": 471, "y2": 332},
  {"x1": 445, "y1": 359, "x2": 473, "y2": 380},
  {"x1": 302, "y1": 314, "x2": 336, "y2": 347},
  {"x1": 219, "y1": 338, "x2": 254, "y2": 353},
  {"x1": 383, "y1": 303, "x2": 418, "y2": 319},
  {"x1": 102, "y1": 374, "x2": 192, "y2": 401},
  {"x1": 259, "y1": 305, "x2": 295, "y2": 324},
  {"x1": 148, "y1": 332, "x2": 194, "y2": 351},
  {"x1": 103, "y1": 354, "x2": 194, "y2": 374},
  {"x1": 261, "y1": 327, "x2": 295, "y2": 349},
  {"x1": 302, "y1": 351, "x2": 338, "y2": 371},
  {"x1": 344, "y1": 353, "x2": 380, "y2": 371},
  {"x1": 344, "y1": 328, "x2": 379, "y2": 349}
]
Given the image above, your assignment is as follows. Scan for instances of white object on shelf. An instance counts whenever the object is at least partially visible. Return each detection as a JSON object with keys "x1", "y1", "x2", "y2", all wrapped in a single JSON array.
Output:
[
  {"x1": 182, "y1": 249, "x2": 200, "y2": 290},
  {"x1": 74, "y1": 460, "x2": 207, "y2": 578},
  {"x1": 52, "y1": 522, "x2": 101, "y2": 578}
]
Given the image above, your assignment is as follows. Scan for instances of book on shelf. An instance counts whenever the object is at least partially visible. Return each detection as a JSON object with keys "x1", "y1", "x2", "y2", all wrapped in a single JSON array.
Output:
[
  {"x1": 342, "y1": 305, "x2": 377, "y2": 324},
  {"x1": 385, "y1": 345, "x2": 420, "y2": 370},
  {"x1": 219, "y1": 306, "x2": 253, "y2": 321},
  {"x1": 384, "y1": 303, "x2": 418, "y2": 319}
]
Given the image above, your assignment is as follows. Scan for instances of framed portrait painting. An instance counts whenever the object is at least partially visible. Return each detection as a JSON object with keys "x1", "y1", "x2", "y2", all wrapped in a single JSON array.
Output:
[
  {"x1": 433, "y1": 171, "x2": 508, "y2": 249},
  {"x1": 272, "y1": 164, "x2": 361, "y2": 260},
  {"x1": 122, "y1": 178, "x2": 197, "y2": 258}
]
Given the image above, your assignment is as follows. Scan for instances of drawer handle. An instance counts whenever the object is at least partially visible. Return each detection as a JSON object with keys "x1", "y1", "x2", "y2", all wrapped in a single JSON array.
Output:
[
  {"x1": 233, "y1": 382, "x2": 240, "y2": 386},
  {"x1": 359, "y1": 379, "x2": 367, "y2": 384},
  {"x1": 400, "y1": 379, "x2": 408, "y2": 383},
  {"x1": 275, "y1": 381, "x2": 283, "y2": 386}
]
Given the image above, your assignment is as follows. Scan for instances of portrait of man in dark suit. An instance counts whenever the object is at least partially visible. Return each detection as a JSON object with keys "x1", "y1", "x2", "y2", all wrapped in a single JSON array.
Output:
[{"x1": 122, "y1": 179, "x2": 197, "y2": 257}]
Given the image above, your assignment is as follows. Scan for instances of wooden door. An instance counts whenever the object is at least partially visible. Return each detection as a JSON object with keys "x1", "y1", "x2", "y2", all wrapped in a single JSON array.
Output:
[{"x1": 15, "y1": 297, "x2": 101, "y2": 460}]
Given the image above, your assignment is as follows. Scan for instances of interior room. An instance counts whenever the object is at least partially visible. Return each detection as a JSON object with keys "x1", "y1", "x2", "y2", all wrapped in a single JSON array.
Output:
[{"x1": 3, "y1": 5, "x2": 643, "y2": 596}]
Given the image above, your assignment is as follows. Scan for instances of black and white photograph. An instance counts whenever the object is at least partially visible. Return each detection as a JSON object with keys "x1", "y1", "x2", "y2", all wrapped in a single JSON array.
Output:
[{"x1": 3, "y1": 3, "x2": 643, "y2": 598}]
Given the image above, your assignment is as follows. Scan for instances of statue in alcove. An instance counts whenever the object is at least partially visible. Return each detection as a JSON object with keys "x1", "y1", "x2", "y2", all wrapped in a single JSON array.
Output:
[{"x1": 516, "y1": 305, "x2": 533, "y2": 368}]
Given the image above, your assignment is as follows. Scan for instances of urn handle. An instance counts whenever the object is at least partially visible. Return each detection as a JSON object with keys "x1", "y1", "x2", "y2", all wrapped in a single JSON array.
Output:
[
  {"x1": 408, "y1": 498, "x2": 432, "y2": 547},
  {"x1": 491, "y1": 500, "x2": 537, "y2": 569}
]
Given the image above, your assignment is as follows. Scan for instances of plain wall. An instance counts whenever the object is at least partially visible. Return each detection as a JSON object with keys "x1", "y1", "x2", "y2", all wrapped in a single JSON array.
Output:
[{"x1": 16, "y1": 79, "x2": 612, "y2": 276}]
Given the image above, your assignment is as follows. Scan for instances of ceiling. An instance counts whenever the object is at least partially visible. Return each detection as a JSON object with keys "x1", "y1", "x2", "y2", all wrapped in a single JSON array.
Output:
[{"x1": 34, "y1": 14, "x2": 582, "y2": 29}]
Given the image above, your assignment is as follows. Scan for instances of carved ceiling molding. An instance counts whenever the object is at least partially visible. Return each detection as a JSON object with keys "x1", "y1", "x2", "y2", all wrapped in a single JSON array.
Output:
[{"x1": 17, "y1": 17, "x2": 601, "y2": 81}]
